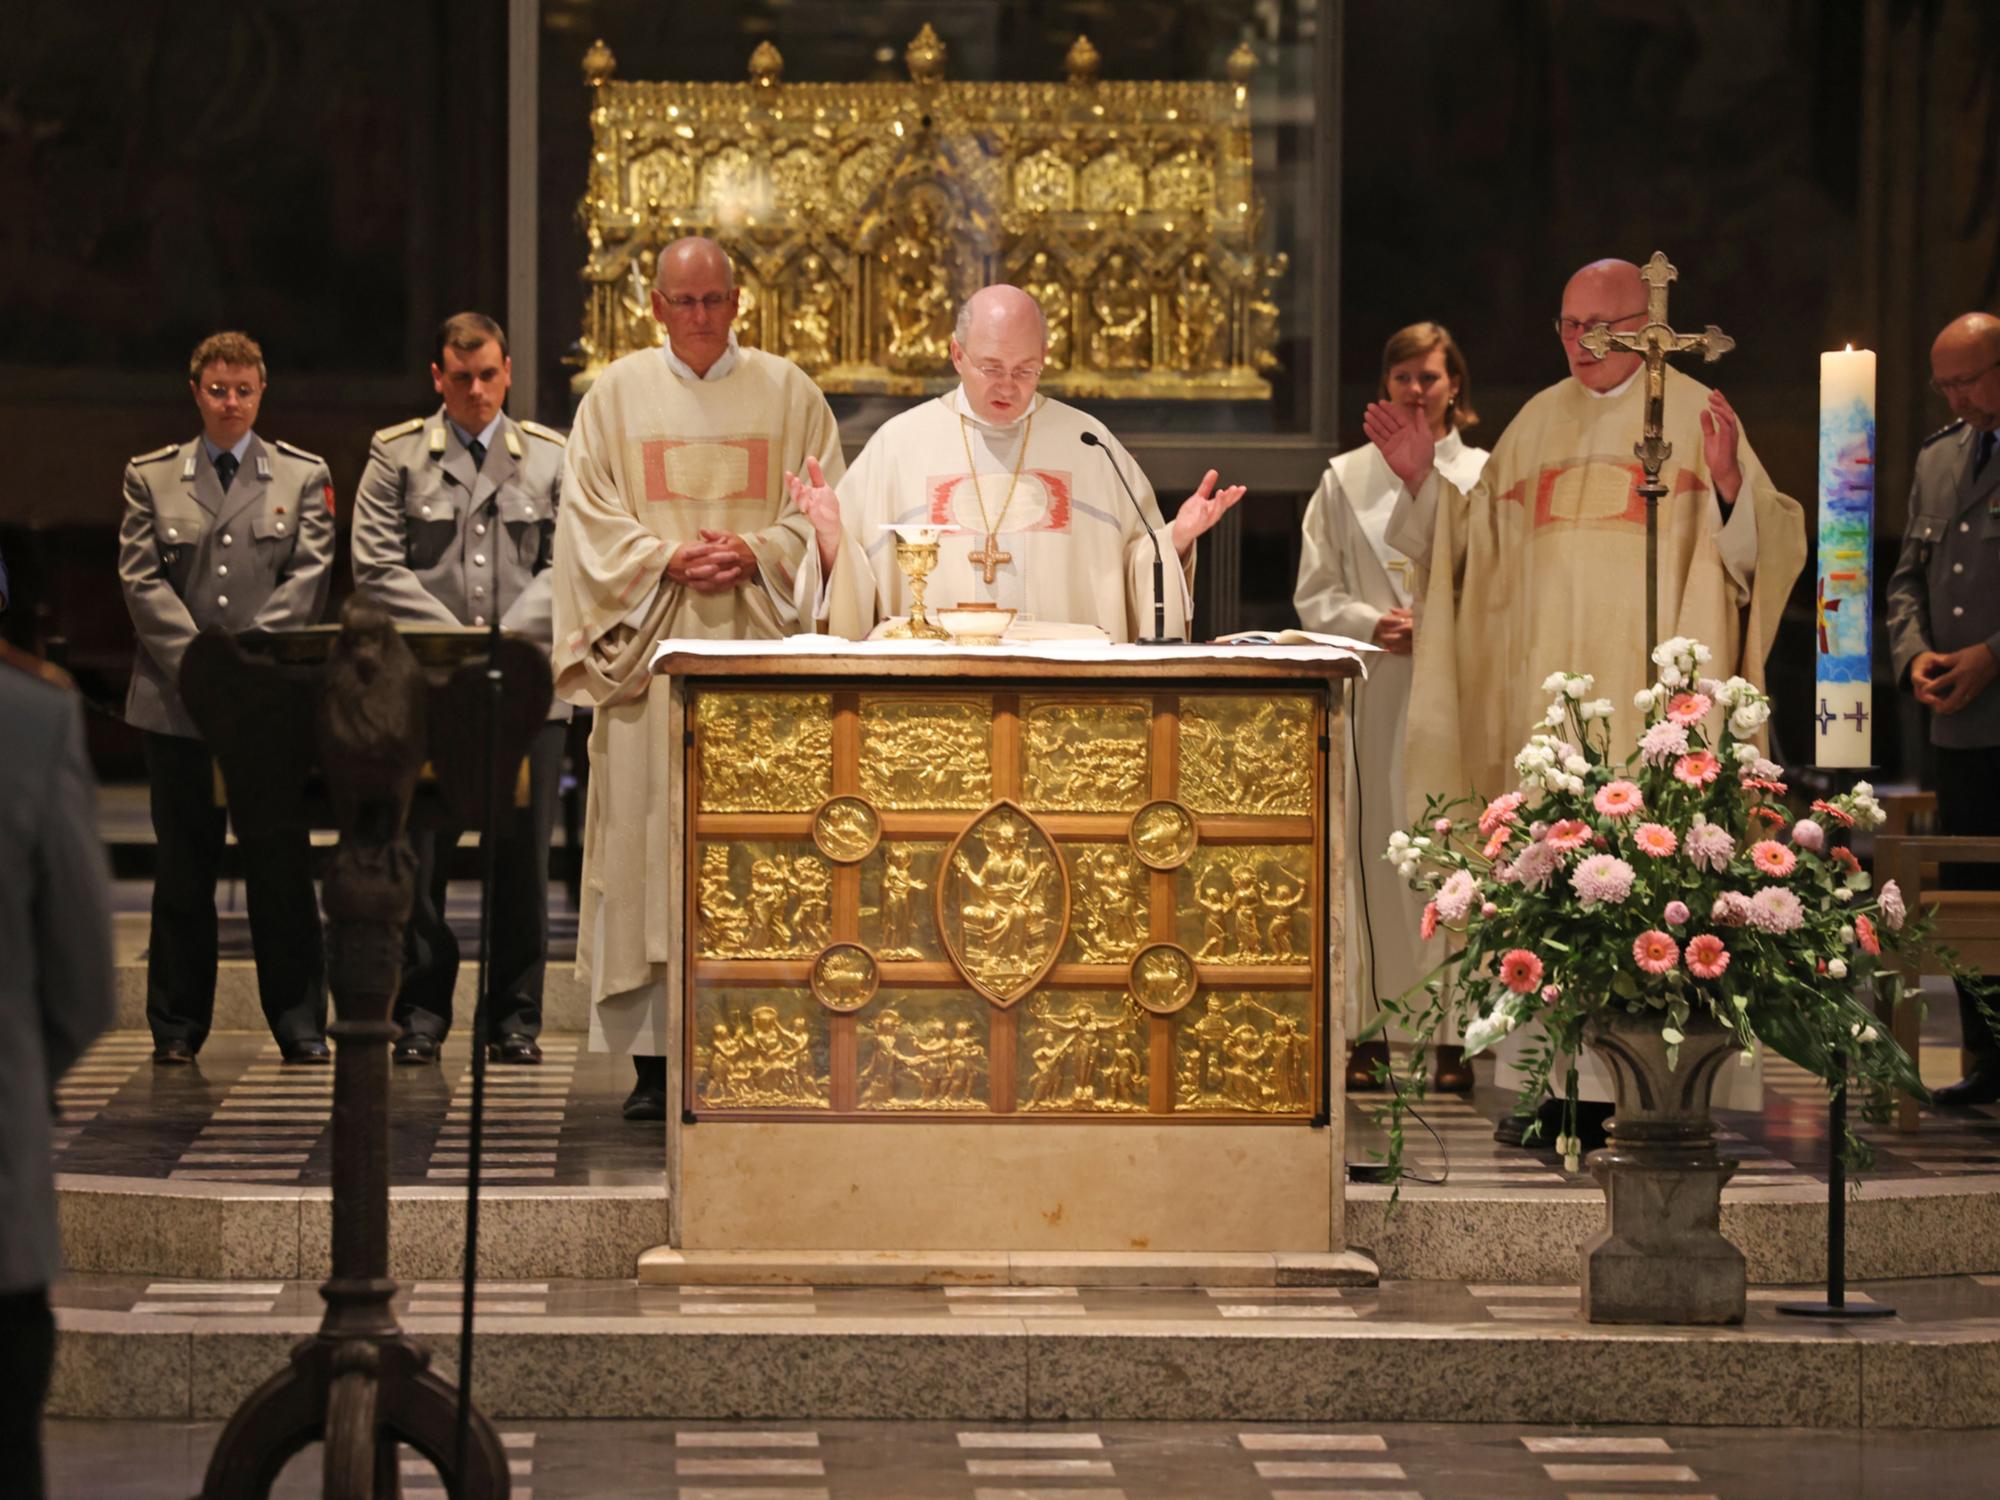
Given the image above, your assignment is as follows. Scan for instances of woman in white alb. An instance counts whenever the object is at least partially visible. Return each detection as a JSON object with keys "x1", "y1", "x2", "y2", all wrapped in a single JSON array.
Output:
[{"x1": 1295, "y1": 322, "x2": 1487, "y2": 1093}]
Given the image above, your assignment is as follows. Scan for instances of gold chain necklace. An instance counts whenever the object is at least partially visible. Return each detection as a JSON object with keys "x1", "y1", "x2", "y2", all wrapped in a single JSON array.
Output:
[{"x1": 955, "y1": 400, "x2": 1035, "y2": 585}]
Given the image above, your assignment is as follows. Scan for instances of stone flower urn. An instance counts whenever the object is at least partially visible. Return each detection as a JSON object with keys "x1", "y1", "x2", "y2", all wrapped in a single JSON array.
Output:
[{"x1": 1579, "y1": 1012, "x2": 1746, "y2": 1325}]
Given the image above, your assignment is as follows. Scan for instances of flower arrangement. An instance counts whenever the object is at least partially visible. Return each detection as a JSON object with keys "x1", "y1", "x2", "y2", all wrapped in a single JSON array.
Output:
[{"x1": 1372, "y1": 637, "x2": 1935, "y2": 1178}]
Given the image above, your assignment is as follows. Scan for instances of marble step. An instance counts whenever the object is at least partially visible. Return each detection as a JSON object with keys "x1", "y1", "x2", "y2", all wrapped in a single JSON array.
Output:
[
  {"x1": 49, "y1": 1293, "x2": 2000, "y2": 1428},
  {"x1": 111, "y1": 960, "x2": 592, "y2": 1034}
]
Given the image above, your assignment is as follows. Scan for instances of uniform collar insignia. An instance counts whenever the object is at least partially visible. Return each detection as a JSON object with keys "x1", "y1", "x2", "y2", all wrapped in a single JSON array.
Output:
[
  {"x1": 429, "y1": 426, "x2": 448, "y2": 457},
  {"x1": 504, "y1": 426, "x2": 523, "y2": 460}
]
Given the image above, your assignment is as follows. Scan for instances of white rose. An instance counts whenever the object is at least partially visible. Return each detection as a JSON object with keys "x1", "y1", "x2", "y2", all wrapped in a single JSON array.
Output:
[
  {"x1": 1634, "y1": 687, "x2": 1657, "y2": 711},
  {"x1": 1544, "y1": 704, "x2": 1567, "y2": 727},
  {"x1": 1660, "y1": 666, "x2": 1684, "y2": 688},
  {"x1": 1827, "y1": 958, "x2": 1849, "y2": 979},
  {"x1": 1565, "y1": 678, "x2": 1587, "y2": 700},
  {"x1": 1693, "y1": 643, "x2": 1713, "y2": 664},
  {"x1": 1542, "y1": 671, "x2": 1569, "y2": 693},
  {"x1": 1564, "y1": 755, "x2": 1589, "y2": 775},
  {"x1": 1732, "y1": 742, "x2": 1760, "y2": 765}
]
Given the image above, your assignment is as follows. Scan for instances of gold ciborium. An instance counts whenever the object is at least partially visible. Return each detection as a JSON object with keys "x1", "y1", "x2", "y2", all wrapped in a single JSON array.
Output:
[{"x1": 882, "y1": 523, "x2": 956, "y2": 640}]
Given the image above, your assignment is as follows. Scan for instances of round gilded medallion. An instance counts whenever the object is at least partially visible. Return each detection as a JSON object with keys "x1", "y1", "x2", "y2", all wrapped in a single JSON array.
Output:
[
  {"x1": 810, "y1": 942, "x2": 881, "y2": 1013},
  {"x1": 812, "y1": 795, "x2": 883, "y2": 863},
  {"x1": 1129, "y1": 941, "x2": 1199, "y2": 1015},
  {"x1": 1129, "y1": 799, "x2": 1198, "y2": 870}
]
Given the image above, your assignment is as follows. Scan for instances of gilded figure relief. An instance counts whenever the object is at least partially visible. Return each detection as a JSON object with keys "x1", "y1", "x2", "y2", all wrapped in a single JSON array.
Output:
[
  {"x1": 881, "y1": 188, "x2": 958, "y2": 372},
  {"x1": 693, "y1": 993, "x2": 831, "y2": 1110},
  {"x1": 810, "y1": 942, "x2": 880, "y2": 1013},
  {"x1": 1062, "y1": 844, "x2": 1149, "y2": 964},
  {"x1": 1019, "y1": 994, "x2": 1148, "y2": 1112},
  {"x1": 1177, "y1": 695, "x2": 1314, "y2": 814},
  {"x1": 1174, "y1": 252, "x2": 1230, "y2": 374},
  {"x1": 697, "y1": 842, "x2": 834, "y2": 958},
  {"x1": 856, "y1": 992, "x2": 990, "y2": 1111},
  {"x1": 1130, "y1": 799, "x2": 1198, "y2": 870},
  {"x1": 812, "y1": 795, "x2": 882, "y2": 863},
  {"x1": 696, "y1": 691, "x2": 833, "y2": 812},
  {"x1": 1174, "y1": 993, "x2": 1312, "y2": 1113},
  {"x1": 860, "y1": 842, "x2": 946, "y2": 960},
  {"x1": 1022, "y1": 697, "x2": 1150, "y2": 811},
  {"x1": 781, "y1": 252, "x2": 840, "y2": 371},
  {"x1": 859, "y1": 697, "x2": 992, "y2": 809},
  {"x1": 1178, "y1": 847, "x2": 1310, "y2": 963},
  {"x1": 1129, "y1": 942, "x2": 1199, "y2": 1015},
  {"x1": 1088, "y1": 251, "x2": 1151, "y2": 371},
  {"x1": 1017, "y1": 250, "x2": 1074, "y2": 370},
  {"x1": 938, "y1": 804, "x2": 1067, "y2": 1004}
]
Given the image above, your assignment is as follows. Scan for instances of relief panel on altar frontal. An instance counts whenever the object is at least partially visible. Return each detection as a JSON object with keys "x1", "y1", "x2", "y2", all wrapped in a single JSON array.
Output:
[
  {"x1": 859, "y1": 841, "x2": 948, "y2": 962},
  {"x1": 1022, "y1": 696, "x2": 1151, "y2": 812},
  {"x1": 1018, "y1": 992, "x2": 1150, "y2": 1113},
  {"x1": 696, "y1": 841, "x2": 834, "y2": 959},
  {"x1": 859, "y1": 695, "x2": 993, "y2": 810},
  {"x1": 692, "y1": 990, "x2": 831, "y2": 1111},
  {"x1": 855, "y1": 991, "x2": 991, "y2": 1112},
  {"x1": 1060, "y1": 843, "x2": 1151, "y2": 965},
  {"x1": 1173, "y1": 991, "x2": 1313, "y2": 1114},
  {"x1": 695, "y1": 691, "x2": 833, "y2": 812},
  {"x1": 1176, "y1": 694, "x2": 1315, "y2": 815},
  {"x1": 938, "y1": 802, "x2": 1068, "y2": 1005},
  {"x1": 1177, "y1": 846, "x2": 1311, "y2": 964}
]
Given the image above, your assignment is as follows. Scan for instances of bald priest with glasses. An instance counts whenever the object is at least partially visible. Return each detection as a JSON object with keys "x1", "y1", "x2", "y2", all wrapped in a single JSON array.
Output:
[
  {"x1": 786, "y1": 284, "x2": 1246, "y2": 643},
  {"x1": 1362, "y1": 258, "x2": 1806, "y2": 814}
]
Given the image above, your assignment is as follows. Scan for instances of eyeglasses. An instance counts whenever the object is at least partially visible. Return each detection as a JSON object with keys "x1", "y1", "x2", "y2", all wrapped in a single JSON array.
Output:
[
  {"x1": 661, "y1": 293, "x2": 733, "y2": 313},
  {"x1": 973, "y1": 363, "x2": 1043, "y2": 383},
  {"x1": 201, "y1": 383, "x2": 260, "y2": 401},
  {"x1": 1553, "y1": 310, "x2": 1648, "y2": 340},
  {"x1": 1932, "y1": 358, "x2": 2000, "y2": 396}
]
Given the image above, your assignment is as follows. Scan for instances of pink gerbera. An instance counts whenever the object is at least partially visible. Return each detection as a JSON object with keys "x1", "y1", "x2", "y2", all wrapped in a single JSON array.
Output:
[
  {"x1": 1685, "y1": 933, "x2": 1731, "y2": 980},
  {"x1": 1483, "y1": 826, "x2": 1514, "y2": 859},
  {"x1": 1812, "y1": 799, "x2": 1857, "y2": 828},
  {"x1": 1666, "y1": 691, "x2": 1713, "y2": 727},
  {"x1": 1420, "y1": 901, "x2": 1439, "y2": 941},
  {"x1": 1545, "y1": 819, "x2": 1592, "y2": 852},
  {"x1": 1594, "y1": 780, "x2": 1645, "y2": 818},
  {"x1": 1750, "y1": 839, "x2": 1798, "y2": 878},
  {"x1": 1829, "y1": 846, "x2": 1862, "y2": 874},
  {"x1": 1478, "y1": 791, "x2": 1525, "y2": 836},
  {"x1": 1854, "y1": 913, "x2": 1880, "y2": 956},
  {"x1": 1633, "y1": 930, "x2": 1680, "y2": 975},
  {"x1": 1498, "y1": 949, "x2": 1545, "y2": 993},
  {"x1": 1674, "y1": 750, "x2": 1721, "y2": 787},
  {"x1": 1633, "y1": 822, "x2": 1679, "y2": 858}
]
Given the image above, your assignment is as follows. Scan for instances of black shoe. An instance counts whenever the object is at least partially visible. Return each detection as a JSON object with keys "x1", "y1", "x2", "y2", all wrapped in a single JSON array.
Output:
[
  {"x1": 153, "y1": 1038, "x2": 195, "y2": 1066},
  {"x1": 394, "y1": 1033, "x2": 441, "y2": 1066},
  {"x1": 1932, "y1": 1067, "x2": 2000, "y2": 1108},
  {"x1": 490, "y1": 1033, "x2": 543, "y2": 1066},
  {"x1": 280, "y1": 1039, "x2": 331, "y2": 1066},
  {"x1": 622, "y1": 1082, "x2": 668, "y2": 1122}
]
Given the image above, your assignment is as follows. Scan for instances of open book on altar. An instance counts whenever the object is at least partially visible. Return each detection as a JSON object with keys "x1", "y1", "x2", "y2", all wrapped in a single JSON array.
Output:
[{"x1": 1216, "y1": 627, "x2": 1379, "y2": 653}]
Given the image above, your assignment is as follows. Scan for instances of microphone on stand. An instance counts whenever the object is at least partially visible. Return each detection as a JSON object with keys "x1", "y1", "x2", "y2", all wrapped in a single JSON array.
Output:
[{"x1": 1080, "y1": 430, "x2": 1181, "y2": 644}]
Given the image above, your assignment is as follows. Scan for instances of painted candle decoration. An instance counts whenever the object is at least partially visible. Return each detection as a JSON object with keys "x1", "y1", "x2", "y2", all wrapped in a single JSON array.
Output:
[{"x1": 1816, "y1": 345, "x2": 1876, "y2": 767}]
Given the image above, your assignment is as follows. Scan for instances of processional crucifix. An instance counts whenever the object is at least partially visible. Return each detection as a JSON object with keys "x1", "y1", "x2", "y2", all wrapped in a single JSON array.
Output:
[{"x1": 1577, "y1": 250, "x2": 1735, "y2": 672}]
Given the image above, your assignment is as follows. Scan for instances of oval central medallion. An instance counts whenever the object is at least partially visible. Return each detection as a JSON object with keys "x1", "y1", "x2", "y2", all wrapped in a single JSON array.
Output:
[{"x1": 937, "y1": 800, "x2": 1069, "y2": 1007}]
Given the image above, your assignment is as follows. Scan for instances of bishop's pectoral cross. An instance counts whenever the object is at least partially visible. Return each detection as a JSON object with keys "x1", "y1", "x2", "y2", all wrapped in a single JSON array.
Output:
[
  {"x1": 967, "y1": 533, "x2": 1013, "y2": 584},
  {"x1": 1577, "y1": 250, "x2": 1735, "y2": 672}
]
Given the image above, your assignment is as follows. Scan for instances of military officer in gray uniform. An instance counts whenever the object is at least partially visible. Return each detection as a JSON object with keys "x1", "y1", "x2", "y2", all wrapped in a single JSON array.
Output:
[
  {"x1": 351, "y1": 311, "x2": 566, "y2": 1066},
  {"x1": 118, "y1": 330, "x2": 333, "y2": 1064},
  {"x1": 1888, "y1": 310, "x2": 2000, "y2": 1105}
]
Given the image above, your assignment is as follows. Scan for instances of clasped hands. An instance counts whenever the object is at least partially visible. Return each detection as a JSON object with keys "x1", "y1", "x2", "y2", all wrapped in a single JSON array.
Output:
[
  {"x1": 1912, "y1": 644, "x2": 2000, "y2": 715},
  {"x1": 666, "y1": 529, "x2": 757, "y2": 594}
]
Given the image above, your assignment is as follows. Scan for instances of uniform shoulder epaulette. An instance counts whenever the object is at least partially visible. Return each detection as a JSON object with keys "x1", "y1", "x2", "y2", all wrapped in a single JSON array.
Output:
[
  {"x1": 373, "y1": 416, "x2": 425, "y2": 443},
  {"x1": 129, "y1": 443, "x2": 178, "y2": 466},
  {"x1": 1922, "y1": 419, "x2": 1966, "y2": 448},
  {"x1": 518, "y1": 419, "x2": 567, "y2": 446},
  {"x1": 274, "y1": 438, "x2": 324, "y2": 464}
]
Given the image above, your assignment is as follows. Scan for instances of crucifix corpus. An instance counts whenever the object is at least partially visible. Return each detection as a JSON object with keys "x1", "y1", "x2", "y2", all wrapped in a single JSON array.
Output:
[{"x1": 1577, "y1": 250, "x2": 1735, "y2": 673}]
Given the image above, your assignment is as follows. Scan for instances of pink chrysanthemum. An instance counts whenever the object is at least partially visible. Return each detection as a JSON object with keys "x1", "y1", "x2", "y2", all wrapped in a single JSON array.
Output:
[
  {"x1": 1498, "y1": 949, "x2": 1545, "y2": 993},
  {"x1": 1879, "y1": 881, "x2": 1906, "y2": 932},
  {"x1": 1750, "y1": 839, "x2": 1798, "y2": 878},
  {"x1": 1634, "y1": 822, "x2": 1679, "y2": 858},
  {"x1": 1791, "y1": 818, "x2": 1826, "y2": 853},
  {"x1": 1633, "y1": 929, "x2": 1680, "y2": 975},
  {"x1": 1748, "y1": 885, "x2": 1805, "y2": 934},
  {"x1": 1854, "y1": 913, "x2": 1881, "y2": 956},
  {"x1": 1711, "y1": 892, "x2": 1754, "y2": 927},
  {"x1": 1684, "y1": 821, "x2": 1736, "y2": 873},
  {"x1": 1545, "y1": 819, "x2": 1592, "y2": 852},
  {"x1": 1664, "y1": 900, "x2": 1691, "y2": 926},
  {"x1": 1666, "y1": 691, "x2": 1713, "y2": 727},
  {"x1": 1639, "y1": 720, "x2": 1691, "y2": 766},
  {"x1": 1686, "y1": 933, "x2": 1731, "y2": 980},
  {"x1": 1571, "y1": 853, "x2": 1636, "y2": 907},
  {"x1": 1509, "y1": 840, "x2": 1561, "y2": 891},
  {"x1": 1594, "y1": 781, "x2": 1644, "y2": 818},
  {"x1": 1434, "y1": 869, "x2": 1479, "y2": 924},
  {"x1": 1674, "y1": 750, "x2": 1721, "y2": 787},
  {"x1": 1478, "y1": 791, "x2": 1525, "y2": 836}
]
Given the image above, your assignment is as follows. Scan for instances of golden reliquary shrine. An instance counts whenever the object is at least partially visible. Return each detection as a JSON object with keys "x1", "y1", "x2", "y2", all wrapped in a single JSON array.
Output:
[
  {"x1": 571, "y1": 25, "x2": 1288, "y2": 401},
  {"x1": 654, "y1": 648, "x2": 1352, "y2": 1255}
]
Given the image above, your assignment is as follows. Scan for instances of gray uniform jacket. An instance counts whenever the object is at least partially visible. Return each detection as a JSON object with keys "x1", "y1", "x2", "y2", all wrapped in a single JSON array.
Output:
[
  {"x1": 1887, "y1": 420, "x2": 2000, "y2": 748},
  {"x1": 118, "y1": 434, "x2": 336, "y2": 738},
  {"x1": 0, "y1": 674, "x2": 114, "y2": 1291},
  {"x1": 351, "y1": 409, "x2": 568, "y2": 719}
]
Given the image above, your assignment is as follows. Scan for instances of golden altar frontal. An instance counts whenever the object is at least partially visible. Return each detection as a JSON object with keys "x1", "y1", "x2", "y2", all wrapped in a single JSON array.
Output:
[
  {"x1": 571, "y1": 26, "x2": 1287, "y2": 402},
  {"x1": 653, "y1": 646, "x2": 1355, "y2": 1254}
]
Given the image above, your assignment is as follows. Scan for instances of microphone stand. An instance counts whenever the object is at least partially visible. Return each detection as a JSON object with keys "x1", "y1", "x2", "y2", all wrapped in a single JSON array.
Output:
[{"x1": 1081, "y1": 431, "x2": 1181, "y2": 644}]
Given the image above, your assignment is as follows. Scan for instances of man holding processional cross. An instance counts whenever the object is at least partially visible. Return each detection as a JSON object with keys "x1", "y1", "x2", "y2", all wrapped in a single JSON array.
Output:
[{"x1": 1364, "y1": 254, "x2": 1808, "y2": 1139}]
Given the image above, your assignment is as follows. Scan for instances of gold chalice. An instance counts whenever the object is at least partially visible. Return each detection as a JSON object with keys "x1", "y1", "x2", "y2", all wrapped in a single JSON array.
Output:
[{"x1": 882, "y1": 523, "x2": 956, "y2": 640}]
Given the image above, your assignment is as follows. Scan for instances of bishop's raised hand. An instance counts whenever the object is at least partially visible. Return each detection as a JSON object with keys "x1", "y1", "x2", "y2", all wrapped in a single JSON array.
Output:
[
  {"x1": 784, "y1": 455, "x2": 844, "y2": 571},
  {"x1": 1363, "y1": 400, "x2": 1436, "y2": 493},
  {"x1": 1170, "y1": 469, "x2": 1248, "y2": 558}
]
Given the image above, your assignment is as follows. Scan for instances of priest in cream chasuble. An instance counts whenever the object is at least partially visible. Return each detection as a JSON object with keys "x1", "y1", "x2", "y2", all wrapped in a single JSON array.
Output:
[{"x1": 789, "y1": 285, "x2": 1246, "y2": 643}]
